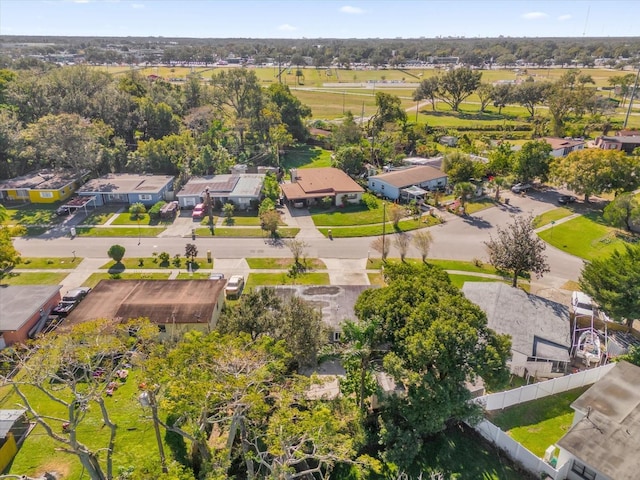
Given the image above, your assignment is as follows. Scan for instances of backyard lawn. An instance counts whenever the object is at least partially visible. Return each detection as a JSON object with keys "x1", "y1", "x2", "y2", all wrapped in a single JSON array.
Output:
[
  {"x1": 489, "y1": 386, "x2": 590, "y2": 457},
  {"x1": 281, "y1": 144, "x2": 332, "y2": 170},
  {"x1": 537, "y1": 213, "x2": 630, "y2": 261}
]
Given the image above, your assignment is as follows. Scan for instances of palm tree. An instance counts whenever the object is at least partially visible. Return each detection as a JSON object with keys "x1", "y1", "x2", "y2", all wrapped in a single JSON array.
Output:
[
  {"x1": 490, "y1": 177, "x2": 508, "y2": 201},
  {"x1": 453, "y1": 182, "x2": 476, "y2": 212}
]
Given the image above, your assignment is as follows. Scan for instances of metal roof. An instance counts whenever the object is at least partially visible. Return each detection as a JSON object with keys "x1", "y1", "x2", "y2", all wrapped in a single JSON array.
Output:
[{"x1": 0, "y1": 285, "x2": 62, "y2": 331}]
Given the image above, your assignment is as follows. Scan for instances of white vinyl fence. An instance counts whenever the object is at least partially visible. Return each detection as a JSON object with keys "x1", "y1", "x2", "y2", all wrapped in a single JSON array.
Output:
[{"x1": 469, "y1": 364, "x2": 616, "y2": 480}]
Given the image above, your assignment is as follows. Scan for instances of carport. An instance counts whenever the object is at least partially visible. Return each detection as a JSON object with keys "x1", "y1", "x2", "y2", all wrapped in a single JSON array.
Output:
[{"x1": 60, "y1": 195, "x2": 97, "y2": 215}]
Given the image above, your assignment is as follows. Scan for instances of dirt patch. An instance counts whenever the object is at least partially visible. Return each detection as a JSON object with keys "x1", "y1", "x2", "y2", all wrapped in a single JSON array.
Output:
[
  {"x1": 302, "y1": 286, "x2": 341, "y2": 296},
  {"x1": 36, "y1": 460, "x2": 71, "y2": 478}
]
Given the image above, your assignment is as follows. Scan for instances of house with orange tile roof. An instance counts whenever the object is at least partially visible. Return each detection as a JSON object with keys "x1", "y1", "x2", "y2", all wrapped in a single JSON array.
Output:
[{"x1": 280, "y1": 168, "x2": 364, "y2": 207}]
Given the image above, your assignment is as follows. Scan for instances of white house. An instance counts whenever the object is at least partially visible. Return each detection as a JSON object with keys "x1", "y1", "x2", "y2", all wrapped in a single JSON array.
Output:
[
  {"x1": 367, "y1": 166, "x2": 448, "y2": 201},
  {"x1": 541, "y1": 137, "x2": 586, "y2": 157},
  {"x1": 176, "y1": 174, "x2": 265, "y2": 210}
]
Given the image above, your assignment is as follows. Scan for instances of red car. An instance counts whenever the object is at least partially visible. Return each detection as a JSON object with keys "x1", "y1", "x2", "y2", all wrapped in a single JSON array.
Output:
[{"x1": 192, "y1": 203, "x2": 205, "y2": 219}]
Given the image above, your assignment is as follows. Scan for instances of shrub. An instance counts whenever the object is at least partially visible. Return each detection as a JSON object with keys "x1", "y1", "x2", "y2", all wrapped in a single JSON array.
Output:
[
  {"x1": 148, "y1": 201, "x2": 167, "y2": 220},
  {"x1": 107, "y1": 244, "x2": 126, "y2": 263},
  {"x1": 361, "y1": 192, "x2": 379, "y2": 210},
  {"x1": 259, "y1": 198, "x2": 275, "y2": 215},
  {"x1": 151, "y1": 252, "x2": 158, "y2": 263},
  {"x1": 138, "y1": 258, "x2": 144, "y2": 267},
  {"x1": 46, "y1": 259, "x2": 54, "y2": 265},
  {"x1": 321, "y1": 196, "x2": 333, "y2": 209},
  {"x1": 110, "y1": 273, "x2": 121, "y2": 280},
  {"x1": 172, "y1": 254, "x2": 182, "y2": 268},
  {"x1": 158, "y1": 252, "x2": 170, "y2": 264}
]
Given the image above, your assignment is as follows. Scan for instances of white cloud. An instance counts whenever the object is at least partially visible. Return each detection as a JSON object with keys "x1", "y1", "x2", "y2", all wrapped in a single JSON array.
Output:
[
  {"x1": 557, "y1": 14, "x2": 572, "y2": 21},
  {"x1": 521, "y1": 12, "x2": 548, "y2": 20},
  {"x1": 131, "y1": 3, "x2": 144, "y2": 9},
  {"x1": 72, "y1": 0, "x2": 91, "y2": 3},
  {"x1": 340, "y1": 6, "x2": 364, "y2": 14},
  {"x1": 277, "y1": 24, "x2": 298, "y2": 32}
]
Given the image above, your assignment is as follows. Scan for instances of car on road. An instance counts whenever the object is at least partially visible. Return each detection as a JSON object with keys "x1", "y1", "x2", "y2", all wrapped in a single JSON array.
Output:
[
  {"x1": 225, "y1": 275, "x2": 244, "y2": 299},
  {"x1": 558, "y1": 194, "x2": 577, "y2": 205},
  {"x1": 192, "y1": 203, "x2": 205, "y2": 219},
  {"x1": 571, "y1": 291, "x2": 594, "y2": 319},
  {"x1": 511, "y1": 183, "x2": 533, "y2": 194},
  {"x1": 209, "y1": 272, "x2": 225, "y2": 280},
  {"x1": 56, "y1": 206, "x2": 72, "y2": 216}
]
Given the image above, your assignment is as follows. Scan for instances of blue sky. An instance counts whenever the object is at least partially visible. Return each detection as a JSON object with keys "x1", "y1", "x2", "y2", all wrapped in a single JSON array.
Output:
[{"x1": 1, "y1": 1, "x2": 639, "y2": 38}]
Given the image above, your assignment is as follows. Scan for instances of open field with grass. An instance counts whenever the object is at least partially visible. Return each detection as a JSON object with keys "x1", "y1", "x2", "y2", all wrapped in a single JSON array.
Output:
[
  {"x1": 1, "y1": 369, "x2": 172, "y2": 480},
  {"x1": 75, "y1": 226, "x2": 166, "y2": 237},
  {"x1": 246, "y1": 272, "x2": 330, "y2": 290},
  {"x1": 533, "y1": 207, "x2": 574, "y2": 228},
  {"x1": 15, "y1": 257, "x2": 82, "y2": 269},
  {"x1": 537, "y1": 213, "x2": 631, "y2": 261},
  {"x1": 0, "y1": 271, "x2": 69, "y2": 285},
  {"x1": 489, "y1": 386, "x2": 589, "y2": 457},
  {"x1": 245, "y1": 258, "x2": 326, "y2": 270},
  {"x1": 81, "y1": 272, "x2": 171, "y2": 288}
]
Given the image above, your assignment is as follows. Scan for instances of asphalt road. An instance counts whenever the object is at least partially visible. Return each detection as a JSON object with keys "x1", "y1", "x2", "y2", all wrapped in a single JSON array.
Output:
[{"x1": 12, "y1": 188, "x2": 586, "y2": 288}]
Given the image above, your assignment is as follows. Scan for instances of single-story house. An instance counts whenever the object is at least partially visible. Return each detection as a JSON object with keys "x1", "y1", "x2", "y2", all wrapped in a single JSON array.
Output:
[
  {"x1": 64, "y1": 280, "x2": 225, "y2": 338},
  {"x1": 280, "y1": 168, "x2": 364, "y2": 207},
  {"x1": 76, "y1": 173, "x2": 174, "y2": 207},
  {"x1": 0, "y1": 285, "x2": 62, "y2": 348},
  {"x1": 462, "y1": 282, "x2": 572, "y2": 379},
  {"x1": 0, "y1": 409, "x2": 30, "y2": 472},
  {"x1": 541, "y1": 137, "x2": 586, "y2": 157},
  {"x1": 176, "y1": 174, "x2": 265, "y2": 210},
  {"x1": 368, "y1": 165, "x2": 448, "y2": 201},
  {"x1": 0, "y1": 169, "x2": 89, "y2": 204},
  {"x1": 556, "y1": 361, "x2": 640, "y2": 480},
  {"x1": 595, "y1": 135, "x2": 640, "y2": 154}
]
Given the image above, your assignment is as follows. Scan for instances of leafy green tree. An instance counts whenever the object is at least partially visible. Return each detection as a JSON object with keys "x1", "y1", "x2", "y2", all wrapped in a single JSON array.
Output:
[
  {"x1": 513, "y1": 140, "x2": 552, "y2": 183},
  {"x1": 0, "y1": 227, "x2": 20, "y2": 272},
  {"x1": 333, "y1": 145, "x2": 366, "y2": 176},
  {"x1": 260, "y1": 208, "x2": 280, "y2": 237},
  {"x1": 580, "y1": 244, "x2": 640, "y2": 329},
  {"x1": 512, "y1": 80, "x2": 549, "y2": 117},
  {"x1": 262, "y1": 172, "x2": 280, "y2": 202},
  {"x1": 185, "y1": 243, "x2": 198, "y2": 264},
  {"x1": 1, "y1": 319, "x2": 159, "y2": 480},
  {"x1": 368, "y1": 92, "x2": 407, "y2": 164},
  {"x1": 453, "y1": 181, "x2": 476, "y2": 210},
  {"x1": 485, "y1": 214, "x2": 549, "y2": 287},
  {"x1": 550, "y1": 149, "x2": 640, "y2": 202},
  {"x1": 443, "y1": 151, "x2": 476, "y2": 183},
  {"x1": 107, "y1": 244, "x2": 126, "y2": 263},
  {"x1": 353, "y1": 263, "x2": 511, "y2": 470},
  {"x1": 604, "y1": 193, "x2": 640, "y2": 231},
  {"x1": 490, "y1": 83, "x2": 513, "y2": 114},
  {"x1": 437, "y1": 67, "x2": 482, "y2": 111},
  {"x1": 412, "y1": 76, "x2": 440, "y2": 111},
  {"x1": 258, "y1": 197, "x2": 275, "y2": 216},
  {"x1": 476, "y1": 83, "x2": 494, "y2": 112},
  {"x1": 137, "y1": 97, "x2": 181, "y2": 141},
  {"x1": 487, "y1": 141, "x2": 515, "y2": 176},
  {"x1": 331, "y1": 110, "x2": 363, "y2": 148},
  {"x1": 128, "y1": 202, "x2": 146, "y2": 220},
  {"x1": 545, "y1": 71, "x2": 596, "y2": 136},
  {"x1": 267, "y1": 82, "x2": 311, "y2": 142}
]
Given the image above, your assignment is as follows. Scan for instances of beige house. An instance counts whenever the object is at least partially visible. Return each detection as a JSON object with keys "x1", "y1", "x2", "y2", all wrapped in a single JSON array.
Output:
[
  {"x1": 280, "y1": 168, "x2": 364, "y2": 207},
  {"x1": 65, "y1": 280, "x2": 226, "y2": 338}
]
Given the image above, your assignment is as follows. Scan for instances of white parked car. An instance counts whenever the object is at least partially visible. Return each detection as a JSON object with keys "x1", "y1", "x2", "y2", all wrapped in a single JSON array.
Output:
[
  {"x1": 571, "y1": 291, "x2": 594, "y2": 318},
  {"x1": 225, "y1": 275, "x2": 245, "y2": 299}
]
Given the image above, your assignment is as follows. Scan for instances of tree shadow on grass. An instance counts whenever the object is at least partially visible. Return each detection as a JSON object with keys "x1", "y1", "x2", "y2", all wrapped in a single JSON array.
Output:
[{"x1": 108, "y1": 262, "x2": 125, "y2": 274}]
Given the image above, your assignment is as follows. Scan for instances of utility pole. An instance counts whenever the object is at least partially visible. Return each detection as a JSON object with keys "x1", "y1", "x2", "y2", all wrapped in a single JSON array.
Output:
[
  {"x1": 623, "y1": 65, "x2": 640, "y2": 129},
  {"x1": 381, "y1": 201, "x2": 387, "y2": 261}
]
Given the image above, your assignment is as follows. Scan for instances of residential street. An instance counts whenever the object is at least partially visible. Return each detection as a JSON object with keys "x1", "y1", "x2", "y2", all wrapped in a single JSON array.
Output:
[{"x1": 12, "y1": 187, "x2": 586, "y2": 295}]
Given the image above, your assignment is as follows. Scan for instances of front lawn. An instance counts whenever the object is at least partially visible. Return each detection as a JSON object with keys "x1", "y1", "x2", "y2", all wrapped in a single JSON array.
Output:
[
  {"x1": 81, "y1": 272, "x2": 171, "y2": 289},
  {"x1": 317, "y1": 217, "x2": 439, "y2": 237},
  {"x1": 75, "y1": 226, "x2": 166, "y2": 237},
  {"x1": 4, "y1": 204, "x2": 61, "y2": 226},
  {"x1": 15, "y1": 257, "x2": 82, "y2": 269},
  {"x1": 311, "y1": 204, "x2": 385, "y2": 226},
  {"x1": 489, "y1": 386, "x2": 589, "y2": 457},
  {"x1": 0, "y1": 272, "x2": 69, "y2": 285},
  {"x1": 533, "y1": 207, "x2": 574, "y2": 228},
  {"x1": 100, "y1": 257, "x2": 211, "y2": 270},
  {"x1": 201, "y1": 227, "x2": 300, "y2": 238},
  {"x1": 246, "y1": 258, "x2": 326, "y2": 270},
  {"x1": 222, "y1": 216, "x2": 262, "y2": 226},
  {"x1": 245, "y1": 272, "x2": 330, "y2": 290},
  {"x1": 78, "y1": 206, "x2": 120, "y2": 225},
  {"x1": 537, "y1": 213, "x2": 630, "y2": 261}
]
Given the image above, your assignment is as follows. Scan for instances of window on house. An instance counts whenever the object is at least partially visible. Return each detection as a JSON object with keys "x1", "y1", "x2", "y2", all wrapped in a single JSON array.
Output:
[
  {"x1": 39, "y1": 192, "x2": 54, "y2": 198},
  {"x1": 158, "y1": 325, "x2": 166, "y2": 333},
  {"x1": 346, "y1": 193, "x2": 357, "y2": 199},
  {"x1": 139, "y1": 194, "x2": 152, "y2": 201},
  {"x1": 16, "y1": 189, "x2": 29, "y2": 198},
  {"x1": 571, "y1": 461, "x2": 596, "y2": 480},
  {"x1": 332, "y1": 331, "x2": 341, "y2": 342}
]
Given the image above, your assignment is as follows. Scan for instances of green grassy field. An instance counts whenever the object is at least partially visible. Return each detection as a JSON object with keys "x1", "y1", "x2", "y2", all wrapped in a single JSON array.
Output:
[
  {"x1": 245, "y1": 272, "x2": 330, "y2": 290},
  {"x1": 489, "y1": 386, "x2": 589, "y2": 457},
  {"x1": 15, "y1": 257, "x2": 82, "y2": 269},
  {"x1": 3, "y1": 204, "x2": 62, "y2": 226},
  {"x1": 75, "y1": 226, "x2": 166, "y2": 237},
  {"x1": 537, "y1": 213, "x2": 629, "y2": 261},
  {"x1": 533, "y1": 207, "x2": 574, "y2": 228},
  {"x1": 0, "y1": 272, "x2": 69, "y2": 285},
  {"x1": 198, "y1": 227, "x2": 300, "y2": 238},
  {"x1": 281, "y1": 145, "x2": 333, "y2": 170},
  {"x1": 317, "y1": 216, "x2": 439, "y2": 237},
  {"x1": 100, "y1": 257, "x2": 211, "y2": 270},
  {"x1": 245, "y1": 258, "x2": 326, "y2": 270}
]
